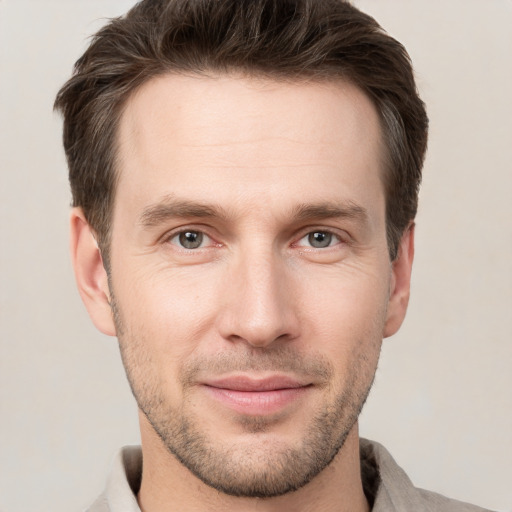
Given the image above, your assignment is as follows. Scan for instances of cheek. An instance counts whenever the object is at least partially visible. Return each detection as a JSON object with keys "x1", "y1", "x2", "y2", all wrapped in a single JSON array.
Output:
[
  {"x1": 112, "y1": 261, "x2": 227, "y2": 358},
  {"x1": 112, "y1": 248, "x2": 390, "y2": 367},
  {"x1": 301, "y1": 261, "x2": 390, "y2": 325},
  {"x1": 298, "y1": 263, "x2": 389, "y2": 360}
]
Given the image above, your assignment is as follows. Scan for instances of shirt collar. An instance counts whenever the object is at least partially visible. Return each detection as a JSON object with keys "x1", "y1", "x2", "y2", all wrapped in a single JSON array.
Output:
[{"x1": 99, "y1": 439, "x2": 432, "y2": 512}]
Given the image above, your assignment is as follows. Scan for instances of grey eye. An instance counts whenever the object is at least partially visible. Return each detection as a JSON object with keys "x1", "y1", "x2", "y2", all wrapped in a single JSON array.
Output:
[
  {"x1": 307, "y1": 231, "x2": 332, "y2": 248},
  {"x1": 178, "y1": 231, "x2": 204, "y2": 249}
]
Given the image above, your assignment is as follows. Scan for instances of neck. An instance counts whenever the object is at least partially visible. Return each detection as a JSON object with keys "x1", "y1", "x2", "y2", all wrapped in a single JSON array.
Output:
[{"x1": 137, "y1": 416, "x2": 369, "y2": 512}]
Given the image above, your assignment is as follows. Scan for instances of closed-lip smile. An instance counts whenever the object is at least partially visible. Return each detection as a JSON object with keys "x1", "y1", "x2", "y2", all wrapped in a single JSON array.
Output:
[{"x1": 201, "y1": 375, "x2": 312, "y2": 415}]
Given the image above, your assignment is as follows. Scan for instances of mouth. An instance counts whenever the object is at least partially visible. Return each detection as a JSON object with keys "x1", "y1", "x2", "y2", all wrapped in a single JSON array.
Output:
[{"x1": 201, "y1": 375, "x2": 312, "y2": 416}]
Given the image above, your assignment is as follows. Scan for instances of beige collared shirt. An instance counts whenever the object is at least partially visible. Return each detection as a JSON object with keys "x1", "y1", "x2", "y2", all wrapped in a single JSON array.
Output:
[{"x1": 86, "y1": 439, "x2": 494, "y2": 511}]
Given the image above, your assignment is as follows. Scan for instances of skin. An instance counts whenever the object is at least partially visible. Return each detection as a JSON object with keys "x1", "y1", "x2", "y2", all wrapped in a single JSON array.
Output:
[{"x1": 70, "y1": 74, "x2": 414, "y2": 512}]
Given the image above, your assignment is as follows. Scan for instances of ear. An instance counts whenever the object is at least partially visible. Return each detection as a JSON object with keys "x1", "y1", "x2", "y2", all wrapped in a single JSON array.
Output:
[
  {"x1": 383, "y1": 223, "x2": 415, "y2": 338},
  {"x1": 70, "y1": 208, "x2": 116, "y2": 336}
]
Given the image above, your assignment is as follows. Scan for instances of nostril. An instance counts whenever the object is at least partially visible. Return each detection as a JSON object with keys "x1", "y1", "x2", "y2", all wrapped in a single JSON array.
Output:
[{"x1": 215, "y1": 258, "x2": 300, "y2": 347}]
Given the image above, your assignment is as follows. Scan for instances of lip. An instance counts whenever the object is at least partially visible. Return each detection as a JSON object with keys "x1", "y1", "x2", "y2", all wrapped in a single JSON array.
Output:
[{"x1": 201, "y1": 375, "x2": 312, "y2": 416}]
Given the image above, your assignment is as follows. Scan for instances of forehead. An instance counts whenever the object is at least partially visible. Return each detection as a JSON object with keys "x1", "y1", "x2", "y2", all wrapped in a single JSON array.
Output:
[{"x1": 115, "y1": 73, "x2": 384, "y2": 217}]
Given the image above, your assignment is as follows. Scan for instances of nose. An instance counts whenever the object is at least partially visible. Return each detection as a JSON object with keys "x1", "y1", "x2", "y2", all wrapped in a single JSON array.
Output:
[{"x1": 216, "y1": 247, "x2": 300, "y2": 348}]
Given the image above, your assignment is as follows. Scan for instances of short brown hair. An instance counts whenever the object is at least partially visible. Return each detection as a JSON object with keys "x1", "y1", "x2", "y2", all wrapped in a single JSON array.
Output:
[{"x1": 55, "y1": 0, "x2": 428, "y2": 264}]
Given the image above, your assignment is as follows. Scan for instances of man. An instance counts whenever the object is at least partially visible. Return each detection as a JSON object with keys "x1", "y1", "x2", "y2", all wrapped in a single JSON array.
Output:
[{"x1": 54, "y1": 1, "x2": 492, "y2": 511}]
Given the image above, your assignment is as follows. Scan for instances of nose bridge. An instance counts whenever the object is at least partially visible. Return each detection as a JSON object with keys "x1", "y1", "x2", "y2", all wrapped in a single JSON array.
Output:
[{"x1": 219, "y1": 242, "x2": 298, "y2": 347}]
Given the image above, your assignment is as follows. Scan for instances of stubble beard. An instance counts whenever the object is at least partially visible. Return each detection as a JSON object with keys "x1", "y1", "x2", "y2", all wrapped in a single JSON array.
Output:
[
  {"x1": 111, "y1": 295, "x2": 380, "y2": 498},
  {"x1": 143, "y1": 380, "x2": 372, "y2": 498}
]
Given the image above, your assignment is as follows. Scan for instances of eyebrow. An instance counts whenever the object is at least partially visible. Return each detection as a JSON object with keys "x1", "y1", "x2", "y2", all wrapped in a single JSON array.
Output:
[
  {"x1": 138, "y1": 195, "x2": 369, "y2": 228},
  {"x1": 291, "y1": 201, "x2": 369, "y2": 224},
  {"x1": 139, "y1": 196, "x2": 231, "y2": 227}
]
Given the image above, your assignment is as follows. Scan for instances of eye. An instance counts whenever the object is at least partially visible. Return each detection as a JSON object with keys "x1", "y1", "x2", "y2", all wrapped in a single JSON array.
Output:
[
  {"x1": 169, "y1": 230, "x2": 210, "y2": 250},
  {"x1": 298, "y1": 231, "x2": 340, "y2": 249}
]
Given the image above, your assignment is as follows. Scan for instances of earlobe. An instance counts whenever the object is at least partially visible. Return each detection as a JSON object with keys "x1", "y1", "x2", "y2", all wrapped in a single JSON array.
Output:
[
  {"x1": 70, "y1": 208, "x2": 116, "y2": 336},
  {"x1": 383, "y1": 223, "x2": 415, "y2": 338}
]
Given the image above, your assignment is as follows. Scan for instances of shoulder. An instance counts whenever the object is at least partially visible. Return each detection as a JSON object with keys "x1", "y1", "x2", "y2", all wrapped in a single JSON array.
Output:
[
  {"x1": 360, "y1": 438, "x2": 496, "y2": 512},
  {"x1": 85, "y1": 493, "x2": 110, "y2": 512},
  {"x1": 84, "y1": 446, "x2": 142, "y2": 512},
  {"x1": 415, "y1": 488, "x2": 496, "y2": 512}
]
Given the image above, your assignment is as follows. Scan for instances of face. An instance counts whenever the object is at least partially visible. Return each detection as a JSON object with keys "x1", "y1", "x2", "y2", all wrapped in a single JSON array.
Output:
[{"x1": 75, "y1": 74, "x2": 412, "y2": 497}]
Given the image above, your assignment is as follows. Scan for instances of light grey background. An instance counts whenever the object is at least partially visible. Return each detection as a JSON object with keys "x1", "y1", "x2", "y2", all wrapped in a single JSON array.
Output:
[{"x1": 0, "y1": 1, "x2": 510, "y2": 511}]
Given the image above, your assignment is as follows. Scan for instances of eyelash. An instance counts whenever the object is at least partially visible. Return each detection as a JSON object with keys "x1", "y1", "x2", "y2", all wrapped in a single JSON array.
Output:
[
  {"x1": 164, "y1": 227, "x2": 347, "y2": 252},
  {"x1": 294, "y1": 230, "x2": 344, "y2": 250},
  {"x1": 165, "y1": 228, "x2": 218, "y2": 251}
]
